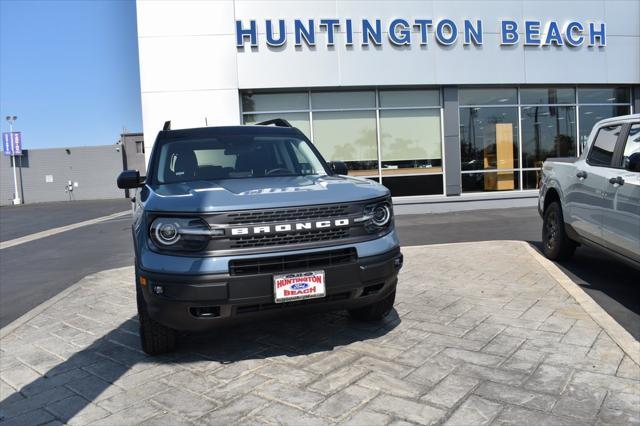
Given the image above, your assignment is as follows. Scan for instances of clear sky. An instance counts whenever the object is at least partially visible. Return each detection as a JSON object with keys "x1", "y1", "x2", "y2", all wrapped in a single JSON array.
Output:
[{"x1": 0, "y1": 0, "x2": 142, "y2": 150}]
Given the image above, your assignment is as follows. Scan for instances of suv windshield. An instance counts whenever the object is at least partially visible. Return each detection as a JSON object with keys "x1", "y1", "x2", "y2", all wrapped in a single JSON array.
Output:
[{"x1": 154, "y1": 135, "x2": 329, "y2": 184}]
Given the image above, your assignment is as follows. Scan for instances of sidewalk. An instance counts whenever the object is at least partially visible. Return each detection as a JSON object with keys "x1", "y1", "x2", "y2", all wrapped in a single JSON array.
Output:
[{"x1": 1, "y1": 241, "x2": 638, "y2": 425}]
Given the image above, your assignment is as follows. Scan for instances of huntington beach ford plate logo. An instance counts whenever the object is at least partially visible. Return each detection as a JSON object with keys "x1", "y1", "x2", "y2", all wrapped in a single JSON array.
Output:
[{"x1": 274, "y1": 270, "x2": 326, "y2": 303}]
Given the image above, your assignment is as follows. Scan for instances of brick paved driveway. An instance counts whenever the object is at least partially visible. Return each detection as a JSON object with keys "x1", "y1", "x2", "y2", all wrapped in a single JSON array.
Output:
[{"x1": 1, "y1": 241, "x2": 638, "y2": 425}]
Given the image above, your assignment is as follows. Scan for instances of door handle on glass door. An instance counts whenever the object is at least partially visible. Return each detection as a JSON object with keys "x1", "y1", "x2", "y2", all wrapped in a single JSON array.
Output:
[{"x1": 576, "y1": 171, "x2": 587, "y2": 180}]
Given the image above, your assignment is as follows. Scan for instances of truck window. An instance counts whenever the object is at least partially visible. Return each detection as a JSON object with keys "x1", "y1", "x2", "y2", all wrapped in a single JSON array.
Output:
[
  {"x1": 588, "y1": 124, "x2": 622, "y2": 167},
  {"x1": 620, "y1": 123, "x2": 640, "y2": 169}
]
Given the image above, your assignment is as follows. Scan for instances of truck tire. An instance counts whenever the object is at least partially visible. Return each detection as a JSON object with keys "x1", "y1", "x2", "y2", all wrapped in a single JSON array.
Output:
[
  {"x1": 348, "y1": 289, "x2": 396, "y2": 321},
  {"x1": 136, "y1": 284, "x2": 176, "y2": 355},
  {"x1": 543, "y1": 201, "x2": 576, "y2": 261}
]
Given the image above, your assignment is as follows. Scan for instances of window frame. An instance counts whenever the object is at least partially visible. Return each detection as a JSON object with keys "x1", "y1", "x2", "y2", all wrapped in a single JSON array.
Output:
[{"x1": 586, "y1": 123, "x2": 628, "y2": 169}]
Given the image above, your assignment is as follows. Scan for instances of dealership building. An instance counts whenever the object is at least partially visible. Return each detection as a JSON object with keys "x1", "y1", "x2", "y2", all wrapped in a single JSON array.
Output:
[{"x1": 136, "y1": 0, "x2": 639, "y2": 200}]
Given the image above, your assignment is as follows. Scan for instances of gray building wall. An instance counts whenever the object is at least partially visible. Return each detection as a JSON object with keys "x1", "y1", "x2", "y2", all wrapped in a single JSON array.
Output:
[
  {"x1": 120, "y1": 132, "x2": 146, "y2": 174},
  {"x1": 1, "y1": 145, "x2": 124, "y2": 206}
]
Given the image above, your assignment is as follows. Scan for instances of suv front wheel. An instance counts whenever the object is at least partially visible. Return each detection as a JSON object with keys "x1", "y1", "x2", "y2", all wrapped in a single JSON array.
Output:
[
  {"x1": 136, "y1": 283, "x2": 176, "y2": 355},
  {"x1": 542, "y1": 201, "x2": 576, "y2": 261}
]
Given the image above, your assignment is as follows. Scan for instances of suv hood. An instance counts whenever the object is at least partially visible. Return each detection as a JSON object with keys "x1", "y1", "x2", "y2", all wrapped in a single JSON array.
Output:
[{"x1": 144, "y1": 175, "x2": 389, "y2": 212}]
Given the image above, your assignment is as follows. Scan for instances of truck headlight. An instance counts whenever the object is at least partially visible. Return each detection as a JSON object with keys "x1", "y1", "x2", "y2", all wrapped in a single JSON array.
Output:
[
  {"x1": 359, "y1": 200, "x2": 393, "y2": 232},
  {"x1": 149, "y1": 217, "x2": 212, "y2": 251}
]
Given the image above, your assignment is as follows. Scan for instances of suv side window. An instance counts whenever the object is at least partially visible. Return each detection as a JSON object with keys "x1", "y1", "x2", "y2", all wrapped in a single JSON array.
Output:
[
  {"x1": 620, "y1": 123, "x2": 640, "y2": 170},
  {"x1": 588, "y1": 124, "x2": 622, "y2": 167}
]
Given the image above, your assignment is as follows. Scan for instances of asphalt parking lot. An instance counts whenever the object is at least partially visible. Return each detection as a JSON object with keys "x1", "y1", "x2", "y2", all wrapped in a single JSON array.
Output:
[{"x1": 0, "y1": 199, "x2": 638, "y2": 340}]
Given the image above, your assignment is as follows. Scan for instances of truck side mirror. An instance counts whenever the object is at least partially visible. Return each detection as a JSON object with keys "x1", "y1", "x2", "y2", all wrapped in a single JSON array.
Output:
[
  {"x1": 329, "y1": 161, "x2": 348, "y2": 175},
  {"x1": 625, "y1": 152, "x2": 640, "y2": 172},
  {"x1": 117, "y1": 170, "x2": 145, "y2": 189}
]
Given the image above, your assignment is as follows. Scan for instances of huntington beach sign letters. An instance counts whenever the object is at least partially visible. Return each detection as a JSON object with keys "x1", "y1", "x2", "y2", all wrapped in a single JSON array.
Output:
[{"x1": 236, "y1": 18, "x2": 606, "y2": 49}]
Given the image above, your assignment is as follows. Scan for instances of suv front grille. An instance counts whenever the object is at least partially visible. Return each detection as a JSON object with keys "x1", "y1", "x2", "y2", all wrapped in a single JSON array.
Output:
[
  {"x1": 229, "y1": 248, "x2": 357, "y2": 275},
  {"x1": 229, "y1": 228, "x2": 349, "y2": 249},
  {"x1": 226, "y1": 205, "x2": 350, "y2": 225}
]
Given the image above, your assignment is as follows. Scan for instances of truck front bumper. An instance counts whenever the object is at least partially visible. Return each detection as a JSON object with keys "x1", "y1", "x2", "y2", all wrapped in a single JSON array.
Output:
[{"x1": 137, "y1": 247, "x2": 402, "y2": 332}]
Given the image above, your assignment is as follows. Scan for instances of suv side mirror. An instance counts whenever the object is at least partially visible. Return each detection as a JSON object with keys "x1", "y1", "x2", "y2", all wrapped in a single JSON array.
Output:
[
  {"x1": 625, "y1": 152, "x2": 640, "y2": 172},
  {"x1": 117, "y1": 170, "x2": 145, "y2": 189},
  {"x1": 329, "y1": 161, "x2": 348, "y2": 175}
]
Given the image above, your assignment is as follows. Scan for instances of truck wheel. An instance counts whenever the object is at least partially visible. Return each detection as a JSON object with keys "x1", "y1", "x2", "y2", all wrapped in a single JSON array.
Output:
[
  {"x1": 543, "y1": 201, "x2": 576, "y2": 261},
  {"x1": 348, "y1": 289, "x2": 396, "y2": 321},
  {"x1": 136, "y1": 284, "x2": 176, "y2": 355}
]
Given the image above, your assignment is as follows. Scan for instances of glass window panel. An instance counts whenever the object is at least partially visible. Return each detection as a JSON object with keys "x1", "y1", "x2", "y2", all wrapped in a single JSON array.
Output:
[
  {"x1": 523, "y1": 170, "x2": 544, "y2": 190},
  {"x1": 382, "y1": 175, "x2": 443, "y2": 196},
  {"x1": 578, "y1": 87, "x2": 631, "y2": 104},
  {"x1": 242, "y1": 92, "x2": 308, "y2": 112},
  {"x1": 312, "y1": 110, "x2": 378, "y2": 175},
  {"x1": 578, "y1": 105, "x2": 630, "y2": 152},
  {"x1": 521, "y1": 106, "x2": 577, "y2": 168},
  {"x1": 379, "y1": 90, "x2": 440, "y2": 108},
  {"x1": 520, "y1": 87, "x2": 575, "y2": 104},
  {"x1": 311, "y1": 91, "x2": 375, "y2": 109},
  {"x1": 459, "y1": 107, "x2": 519, "y2": 171},
  {"x1": 243, "y1": 112, "x2": 311, "y2": 138},
  {"x1": 458, "y1": 88, "x2": 517, "y2": 105},
  {"x1": 461, "y1": 171, "x2": 519, "y2": 192},
  {"x1": 621, "y1": 124, "x2": 640, "y2": 169},
  {"x1": 379, "y1": 109, "x2": 442, "y2": 176},
  {"x1": 588, "y1": 124, "x2": 622, "y2": 167}
]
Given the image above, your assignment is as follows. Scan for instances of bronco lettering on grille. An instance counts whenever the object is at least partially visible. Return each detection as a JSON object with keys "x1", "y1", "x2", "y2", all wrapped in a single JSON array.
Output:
[{"x1": 231, "y1": 218, "x2": 350, "y2": 236}]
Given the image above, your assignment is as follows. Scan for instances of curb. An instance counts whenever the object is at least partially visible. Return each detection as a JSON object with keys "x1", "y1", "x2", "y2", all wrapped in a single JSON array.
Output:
[
  {"x1": 0, "y1": 266, "x2": 131, "y2": 339},
  {"x1": 522, "y1": 241, "x2": 640, "y2": 366}
]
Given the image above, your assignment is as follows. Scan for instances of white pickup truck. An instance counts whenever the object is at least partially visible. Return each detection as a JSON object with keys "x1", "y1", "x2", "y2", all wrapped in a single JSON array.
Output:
[{"x1": 538, "y1": 114, "x2": 640, "y2": 268}]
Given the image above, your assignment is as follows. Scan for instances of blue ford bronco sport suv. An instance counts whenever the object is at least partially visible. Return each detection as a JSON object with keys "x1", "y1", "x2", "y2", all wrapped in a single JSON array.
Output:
[{"x1": 117, "y1": 120, "x2": 403, "y2": 355}]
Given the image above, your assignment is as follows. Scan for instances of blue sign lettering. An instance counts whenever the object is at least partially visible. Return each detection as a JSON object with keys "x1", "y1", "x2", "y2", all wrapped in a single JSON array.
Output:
[
  {"x1": 362, "y1": 19, "x2": 382, "y2": 46},
  {"x1": 589, "y1": 22, "x2": 606, "y2": 46},
  {"x1": 565, "y1": 21, "x2": 584, "y2": 46},
  {"x1": 545, "y1": 21, "x2": 564, "y2": 45},
  {"x1": 464, "y1": 20, "x2": 483, "y2": 45},
  {"x1": 436, "y1": 19, "x2": 457, "y2": 45},
  {"x1": 234, "y1": 18, "x2": 606, "y2": 50},
  {"x1": 389, "y1": 19, "x2": 411, "y2": 45},
  {"x1": 294, "y1": 19, "x2": 315, "y2": 47},
  {"x1": 501, "y1": 20, "x2": 519, "y2": 45},
  {"x1": 525, "y1": 20, "x2": 541, "y2": 45},
  {"x1": 236, "y1": 20, "x2": 257, "y2": 47}
]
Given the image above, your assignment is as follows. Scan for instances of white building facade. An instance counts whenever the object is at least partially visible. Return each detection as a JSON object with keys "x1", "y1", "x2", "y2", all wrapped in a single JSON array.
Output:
[{"x1": 136, "y1": 0, "x2": 640, "y2": 199}]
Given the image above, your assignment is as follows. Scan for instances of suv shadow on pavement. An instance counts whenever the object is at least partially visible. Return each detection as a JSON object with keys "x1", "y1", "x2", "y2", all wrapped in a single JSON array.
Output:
[
  {"x1": 529, "y1": 241, "x2": 640, "y2": 340},
  {"x1": 0, "y1": 310, "x2": 399, "y2": 423}
]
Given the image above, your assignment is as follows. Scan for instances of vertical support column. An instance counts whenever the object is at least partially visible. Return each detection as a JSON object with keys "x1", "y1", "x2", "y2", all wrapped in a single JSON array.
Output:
[
  {"x1": 633, "y1": 86, "x2": 640, "y2": 114},
  {"x1": 442, "y1": 87, "x2": 461, "y2": 196}
]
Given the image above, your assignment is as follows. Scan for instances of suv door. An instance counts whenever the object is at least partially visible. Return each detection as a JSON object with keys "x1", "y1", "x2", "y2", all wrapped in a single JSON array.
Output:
[
  {"x1": 602, "y1": 122, "x2": 640, "y2": 262},
  {"x1": 567, "y1": 123, "x2": 623, "y2": 244}
]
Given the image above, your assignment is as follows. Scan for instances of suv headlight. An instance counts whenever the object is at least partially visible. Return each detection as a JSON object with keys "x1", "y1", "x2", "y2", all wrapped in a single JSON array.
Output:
[
  {"x1": 359, "y1": 199, "x2": 393, "y2": 233},
  {"x1": 149, "y1": 217, "x2": 215, "y2": 251}
]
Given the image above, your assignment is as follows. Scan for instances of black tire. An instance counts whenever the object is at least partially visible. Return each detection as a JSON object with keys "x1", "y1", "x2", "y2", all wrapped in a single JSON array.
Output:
[
  {"x1": 348, "y1": 289, "x2": 396, "y2": 321},
  {"x1": 136, "y1": 284, "x2": 176, "y2": 355},
  {"x1": 542, "y1": 201, "x2": 576, "y2": 261}
]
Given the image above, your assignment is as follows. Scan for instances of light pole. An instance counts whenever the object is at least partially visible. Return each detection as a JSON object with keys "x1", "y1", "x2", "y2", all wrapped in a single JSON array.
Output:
[{"x1": 5, "y1": 115, "x2": 21, "y2": 205}]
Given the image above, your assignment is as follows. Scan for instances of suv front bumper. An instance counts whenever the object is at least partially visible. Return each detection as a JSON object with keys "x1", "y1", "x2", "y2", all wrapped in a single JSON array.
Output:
[{"x1": 137, "y1": 247, "x2": 402, "y2": 332}]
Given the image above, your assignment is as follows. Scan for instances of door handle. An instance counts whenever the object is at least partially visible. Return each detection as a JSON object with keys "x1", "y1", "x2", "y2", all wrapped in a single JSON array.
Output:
[
  {"x1": 576, "y1": 170, "x2": 587, "y2": 180},
  {"x1": 609, "y1": 176, "x2": 625, "y2": 186}
]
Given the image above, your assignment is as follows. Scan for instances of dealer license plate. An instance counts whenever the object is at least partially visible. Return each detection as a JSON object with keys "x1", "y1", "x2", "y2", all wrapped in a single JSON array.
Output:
[{"x1": 273, "y1": 270, "x2": 326, "y2": 303}]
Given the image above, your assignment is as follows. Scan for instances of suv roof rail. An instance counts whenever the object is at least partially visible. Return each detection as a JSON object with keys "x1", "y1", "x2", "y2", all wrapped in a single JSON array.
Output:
[
  {"x1": 255, "y1": 118, "x2": 292, "y2": 128},
  {"x1": 163, "y1": 120, "x2": 171, "y2": 131}
]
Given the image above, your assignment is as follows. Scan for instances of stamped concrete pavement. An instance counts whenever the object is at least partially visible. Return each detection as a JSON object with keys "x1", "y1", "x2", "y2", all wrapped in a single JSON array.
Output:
[{"x1": 0, "y1": 241, "x2": 638, "y2": 425}]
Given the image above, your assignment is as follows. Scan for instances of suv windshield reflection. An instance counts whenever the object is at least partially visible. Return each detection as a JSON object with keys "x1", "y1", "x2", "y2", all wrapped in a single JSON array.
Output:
[{"x1": 155, "y1": 136, "x2": 328, "y2": 184}]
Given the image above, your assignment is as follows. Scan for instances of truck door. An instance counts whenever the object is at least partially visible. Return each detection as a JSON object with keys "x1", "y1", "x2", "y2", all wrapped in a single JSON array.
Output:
[
  {"x1": 602, "y1": 123, "x2": 640, "y2": 262},
  {"x1": 568, "y1": 124, "x2": 623, "y2": 244}
]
